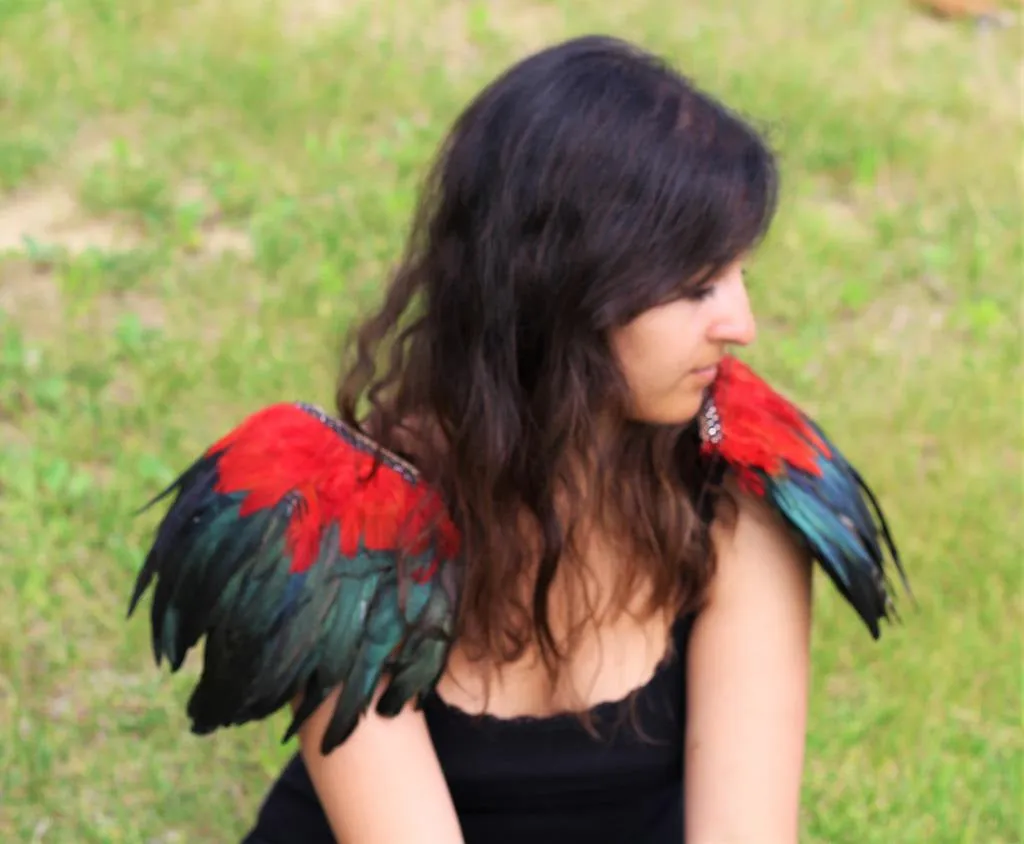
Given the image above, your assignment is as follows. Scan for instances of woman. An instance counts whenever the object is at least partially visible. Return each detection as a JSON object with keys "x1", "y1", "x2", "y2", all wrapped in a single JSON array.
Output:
[{"x1": 130, "y1": 35, "x2": 904, "y2": 844}]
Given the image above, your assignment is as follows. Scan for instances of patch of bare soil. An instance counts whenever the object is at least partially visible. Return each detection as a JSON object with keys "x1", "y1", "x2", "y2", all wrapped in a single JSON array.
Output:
[
  {"x1": 175, "y1": 178, "x2": 253, "y2": 260},
  {"x1": 0, "y1": 188, "x2": 240, "y2": 348},
  {"x1": 478, "y1": 0, "x2": 566, "y2": 53},
  {"x1": 198, "y1": 226, "x2": 252, "y2": 256},
  {"x1": 815, "y1": 194, "x2": 876, "y2": 244},
  {"x1": 0, "y1": 187, "x2": 139, "y2": 255},
  {"x1": 0, "y1": 258, "x2": 63, "y2": 340},
  {"x1": 68, "y1": 117, "x2": 145, "y2": 172},
  {"x1": 0, "y1": 191, "x2": 157, "y2": 343},
  {"x1": 96, "y1": 290, "x2": 168, "y2": 332},
  {"x1": 0, "y1": 175, "x2": 250, "y2": 267},
  {"x1": 426, "y1": 1, "x2": 567, "y2": 69},
  {"x1": 0, "y1": 420, "x2": 31, "y2": 450},
  {"x1": 281, "y1": 0, "x2": 355, "y2": 35},
  {"x1": 0, "y1": 255, "x2": 179, "y2": 350}
]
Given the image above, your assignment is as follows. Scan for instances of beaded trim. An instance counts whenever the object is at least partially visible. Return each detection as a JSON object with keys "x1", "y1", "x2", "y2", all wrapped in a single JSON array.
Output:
[
  {"x1": 295, "y1": 402, "x2": 419, "y2": 483},
  {"x1": 698, "y1": 397, "x2": 723, "y2": 445}
]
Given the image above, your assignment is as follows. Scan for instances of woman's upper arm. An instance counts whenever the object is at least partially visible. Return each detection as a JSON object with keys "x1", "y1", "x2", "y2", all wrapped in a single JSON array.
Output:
[
  {"x1": 684, "y1": 485, "x2": 814, "y2": 844},
  {"x1": 297, "y1": 685, "x2": 464, "y2": 844}
]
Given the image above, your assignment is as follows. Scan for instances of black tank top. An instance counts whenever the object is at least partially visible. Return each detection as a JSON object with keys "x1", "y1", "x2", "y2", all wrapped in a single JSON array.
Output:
[{"x1": 242, "y1": 612, "x2": 694, "y2": 844}]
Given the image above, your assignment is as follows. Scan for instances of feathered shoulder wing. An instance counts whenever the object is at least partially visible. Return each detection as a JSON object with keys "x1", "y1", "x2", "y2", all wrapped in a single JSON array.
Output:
[
  {"x1": 698, "y1": 357, "x2": 911, "y2": 638},
  {"x1": 128, "y1": 402, "x2": 462, "y2": 754}
]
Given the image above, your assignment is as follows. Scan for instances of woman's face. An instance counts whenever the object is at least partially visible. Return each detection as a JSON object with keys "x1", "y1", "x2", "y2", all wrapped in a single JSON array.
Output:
[{"x1": 609, "y1": 259, "x2": 756, "y2": 425}]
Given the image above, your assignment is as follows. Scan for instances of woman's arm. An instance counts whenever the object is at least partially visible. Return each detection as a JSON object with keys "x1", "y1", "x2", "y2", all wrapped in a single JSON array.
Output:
[
  {"x1": 297, "y1": 685, "x2": 465, "y2": 844},
  {"x1": 684, "y1": 482, "x2": 814, "y2": 844}
]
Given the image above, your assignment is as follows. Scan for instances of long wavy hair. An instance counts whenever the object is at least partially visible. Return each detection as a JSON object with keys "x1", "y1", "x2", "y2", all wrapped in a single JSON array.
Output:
[{"x1": 336, "y1": 35, "x2": 778, "y2": 675}]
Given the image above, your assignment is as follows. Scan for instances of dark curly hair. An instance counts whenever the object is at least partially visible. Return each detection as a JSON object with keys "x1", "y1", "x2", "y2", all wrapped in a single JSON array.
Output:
[{"x1": 336, "y1": 35, "x2": 778, "y2": 676}]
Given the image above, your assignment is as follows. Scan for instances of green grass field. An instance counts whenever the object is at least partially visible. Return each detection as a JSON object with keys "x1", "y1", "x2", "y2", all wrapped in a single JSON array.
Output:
[{"x1": 1, "y1": 0, "x2": 1021, "y2": 841}]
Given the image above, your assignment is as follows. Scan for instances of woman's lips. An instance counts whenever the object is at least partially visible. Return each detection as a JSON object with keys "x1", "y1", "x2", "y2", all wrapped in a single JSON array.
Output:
[{"x1": 691, "y1": 364, "x2": 719, "y2": 384}]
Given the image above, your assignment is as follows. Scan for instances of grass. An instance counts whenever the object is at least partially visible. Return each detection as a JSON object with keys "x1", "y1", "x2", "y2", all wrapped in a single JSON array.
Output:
[{"x1": 0, "y1": 0, "x2": 1020, "y2": 841}]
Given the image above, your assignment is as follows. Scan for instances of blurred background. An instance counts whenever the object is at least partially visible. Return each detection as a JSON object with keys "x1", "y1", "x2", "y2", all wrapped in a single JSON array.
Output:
[{"x1": 0, "y1": 0, "x2": 1020, "y2": 841}]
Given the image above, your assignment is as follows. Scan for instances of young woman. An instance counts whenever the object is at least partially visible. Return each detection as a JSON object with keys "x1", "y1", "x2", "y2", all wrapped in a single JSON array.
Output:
[{"x1": 130, "y1": 35, "x2": 905, "y2": 844}]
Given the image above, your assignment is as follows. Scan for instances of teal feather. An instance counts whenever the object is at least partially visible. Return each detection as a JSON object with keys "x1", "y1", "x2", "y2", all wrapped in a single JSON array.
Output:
[{"x1": 761, "y1": 427, "x2": 909, "y2": 639}]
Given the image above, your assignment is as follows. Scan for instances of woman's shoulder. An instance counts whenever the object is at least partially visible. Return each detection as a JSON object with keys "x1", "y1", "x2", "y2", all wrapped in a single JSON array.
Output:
[
  {"x1": 709, "y1": 474, "x2": 798, "y2": 547},
  {"x1": 706, "y1": 475, "x2": 813, "y2": 604}
]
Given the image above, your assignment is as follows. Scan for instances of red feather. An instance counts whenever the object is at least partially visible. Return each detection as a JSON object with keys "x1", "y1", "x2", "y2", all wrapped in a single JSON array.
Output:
[
  {"x1": 704, "y1": 357, "x2": 830, "y2": 495},
  {"x1": 204, "y1": 404, "x2": 460, "y2": 575}
]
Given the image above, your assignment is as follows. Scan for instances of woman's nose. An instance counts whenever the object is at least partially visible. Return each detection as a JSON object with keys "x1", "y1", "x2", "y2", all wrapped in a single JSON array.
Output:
[{"x1": 711, "y1": 278, "x2": 757, "y2": 347}]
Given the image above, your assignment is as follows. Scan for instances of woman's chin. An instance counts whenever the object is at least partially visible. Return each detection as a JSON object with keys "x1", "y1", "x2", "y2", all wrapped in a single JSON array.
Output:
[{"x1": 630, "y1": 392, "x2": 705, "y2": 428}]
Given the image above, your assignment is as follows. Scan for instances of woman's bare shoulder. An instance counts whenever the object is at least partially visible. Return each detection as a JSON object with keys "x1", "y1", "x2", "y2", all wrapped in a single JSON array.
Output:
[
  {"x1": 683, "y1": 475, "x2": 812, "y2": 842},
  {"x1": 707, "y1": 475, "x2": 812, "y2": 580}
]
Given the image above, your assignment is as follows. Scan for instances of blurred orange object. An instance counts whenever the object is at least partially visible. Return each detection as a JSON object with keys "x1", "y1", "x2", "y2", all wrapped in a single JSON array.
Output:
[{"x1": 912, "y1": 0, "x2": 1005, "y2": 17}]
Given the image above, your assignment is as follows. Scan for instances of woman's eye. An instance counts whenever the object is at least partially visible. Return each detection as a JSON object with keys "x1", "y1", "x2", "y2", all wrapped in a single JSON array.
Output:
[{"x1": 687, "y1": 285, "x2": 715, "y2": 302}]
